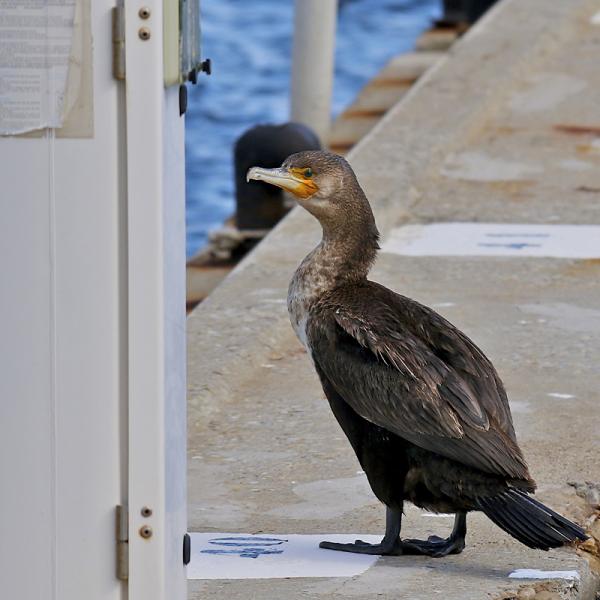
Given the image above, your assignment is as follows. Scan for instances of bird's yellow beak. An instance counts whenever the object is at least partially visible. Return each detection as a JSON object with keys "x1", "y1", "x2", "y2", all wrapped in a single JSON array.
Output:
[{"x1": 246, "y1": 166, "x2": 318, "y2": 199}]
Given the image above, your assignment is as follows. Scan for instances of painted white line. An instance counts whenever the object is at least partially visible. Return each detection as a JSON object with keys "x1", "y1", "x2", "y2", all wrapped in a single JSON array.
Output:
[
  {"x1": 509, "y1": 569, "x2": 579, "y2": 581},
  {"x1": 421, "y1": 512, "x2": 453, "y2": 518},
  {"x1": 381, "y1": 223, "x2": 600, "y2": 259},
  {"x1": 547, "y1": 393, "x2": 576, "y2": 399},
  {"x1": 187, "y1": 532, "x2": 381, "y2": 579}
]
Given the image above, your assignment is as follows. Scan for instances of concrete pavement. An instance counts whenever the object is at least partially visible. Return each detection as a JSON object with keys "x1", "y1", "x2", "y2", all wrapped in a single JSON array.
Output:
[{"x1": 187, "y1": 0, "x2": 600, "y2": 597}]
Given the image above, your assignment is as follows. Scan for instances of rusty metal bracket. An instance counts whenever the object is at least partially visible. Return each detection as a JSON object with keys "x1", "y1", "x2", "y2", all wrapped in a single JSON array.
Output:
[
  {"x1": 116, "y1": 504, "x2": 128, "y2": 581},
  {"x1": 112, "y1": 7, "x2": 126, "y2": 80}
]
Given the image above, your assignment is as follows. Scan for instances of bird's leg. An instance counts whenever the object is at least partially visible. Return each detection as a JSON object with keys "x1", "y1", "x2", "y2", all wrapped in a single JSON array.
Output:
[
  {"x1": 319, "y1": 506, "x2": 404, "y2": 555},
  {"x1": 402, "y1": 512, "x2": 467, "y2": 557}
]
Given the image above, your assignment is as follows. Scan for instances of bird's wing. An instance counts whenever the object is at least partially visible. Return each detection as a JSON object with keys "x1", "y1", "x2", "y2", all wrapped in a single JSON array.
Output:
[{"x1": 306, "y1": 282, "x2": 531, "y2": 481}]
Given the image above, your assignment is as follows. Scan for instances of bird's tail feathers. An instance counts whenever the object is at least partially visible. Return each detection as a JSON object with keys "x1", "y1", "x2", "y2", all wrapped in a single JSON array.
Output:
[{"x1": 477, "y1": 489, "x2": 587, "y2": 550}]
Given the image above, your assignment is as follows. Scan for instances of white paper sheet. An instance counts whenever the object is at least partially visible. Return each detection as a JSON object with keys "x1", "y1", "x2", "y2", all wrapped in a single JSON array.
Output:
[
  {"x1": 381, "y1": 223, "x2": 600, "y2": 259},
  {"x1": 187, "y1": 533, "x2": 381, "y2": 579},
  {"x1": 509, "y1": 569, "x2": 579, "y2": 581},
  {"x1": 0, "y1": 0, "x2": 76, "y2": 134}
]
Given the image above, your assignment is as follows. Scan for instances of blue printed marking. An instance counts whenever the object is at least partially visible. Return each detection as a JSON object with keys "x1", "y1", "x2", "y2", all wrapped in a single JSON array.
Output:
[
  {"x1": 478, "y1": 243, "x2": 542, "y2": 250},
  {"x1": 201, "y1": 536, "x2": 289, "y2": 559},
  {"x1": 484, "y1": 233, "x2": 550, "y2": 238},
  {"x1": 207, "y1": 541, "x2": 285, "y2": 547},
  {"x1": 201, "y1": 547, "x2": 284, "y2": 559},
  {"x1": 208, "y1": 536, "x2": 287, "y2": 546}
]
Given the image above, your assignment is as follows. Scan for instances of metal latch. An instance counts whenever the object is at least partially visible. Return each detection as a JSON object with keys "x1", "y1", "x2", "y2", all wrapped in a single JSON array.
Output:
[
  {"x1": 183, "y1": 533, "x2": 191, "y2": 565},
  {"x1": 112, "y1": 6, "x2": 126, "y2": 80},
  {"x1": 116, "y1": 504, "x2": 128, "y2": 581}
]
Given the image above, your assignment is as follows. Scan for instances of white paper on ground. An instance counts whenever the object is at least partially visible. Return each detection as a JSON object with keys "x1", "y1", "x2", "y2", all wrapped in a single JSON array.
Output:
[
  {"x1": 509, "y1": 569, "x2": 579, "y2": 581},
  {"x1": 187, "y1": 533, "x2": 381, "y2": 579},
  {"x1": 380, "y1": 223, "x2": 600, "y2": 259}
]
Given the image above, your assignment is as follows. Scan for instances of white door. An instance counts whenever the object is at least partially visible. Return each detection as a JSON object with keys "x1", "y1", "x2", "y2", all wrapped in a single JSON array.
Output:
[{"x1": 0, "y1": 1, "x2": 187, "y2": 598}]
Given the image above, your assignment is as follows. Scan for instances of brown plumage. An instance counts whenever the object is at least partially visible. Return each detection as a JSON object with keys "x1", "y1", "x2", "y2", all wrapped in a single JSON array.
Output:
[
  {"x1": 247, "y1": 150, "x2": 587, "y2": 557},
  {"x1": 309, "y1": 283, "x2": 531, "y2": 482}
]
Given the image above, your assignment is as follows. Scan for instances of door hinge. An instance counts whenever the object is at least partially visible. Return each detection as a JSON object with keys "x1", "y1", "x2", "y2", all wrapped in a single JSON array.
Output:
[
  {"x1": 116, "y1": 504, "x2": 129, "y2": 581},
  {"x1": 112, "y1": 6, "x2": 126, "y2": 80}
]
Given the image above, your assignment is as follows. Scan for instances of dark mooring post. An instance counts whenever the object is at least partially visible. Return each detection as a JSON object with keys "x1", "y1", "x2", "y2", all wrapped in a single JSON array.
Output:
[
  {"x1": 441, "y1": 0, "x2": 498, "y2": 24},
  {"x1": 234, "y1": 122, "x2": 321, "y2": 231}
]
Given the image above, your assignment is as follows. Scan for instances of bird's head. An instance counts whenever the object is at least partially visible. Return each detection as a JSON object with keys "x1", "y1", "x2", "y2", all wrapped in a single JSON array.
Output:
[
  {"x1": 246, "y1": 150, "x2": 361, "y2": 222},
  {"x1": 247, "y1": 149, "x2": 379, "y2": 270}
]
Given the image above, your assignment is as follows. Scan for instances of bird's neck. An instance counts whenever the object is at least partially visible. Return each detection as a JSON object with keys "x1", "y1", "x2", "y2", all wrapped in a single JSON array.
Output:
[
  {"x1": 292, "y1": 216, "x2": 380, "y2": 302},
  {"x1": 287, "y1": 202, "x2": 379, "y2": 345},
  {"x1": 319, "y1": 227, "x2": 379, "y2": 283},
  {"x1": 320, "y1": 198, "x2": 380, "y2": 280}
]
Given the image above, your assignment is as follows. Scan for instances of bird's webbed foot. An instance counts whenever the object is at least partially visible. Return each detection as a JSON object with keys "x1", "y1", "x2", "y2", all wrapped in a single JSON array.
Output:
[
  {"x1": 319, "y1": 507, "x2": 406, "y2": 555},
  {"x1": 319, "y1": 538, "x2": 404, "y2": 556},
  {"x1": 402, "y1": 512, "x2": 467, "y2": 557},
  {"x1": 318, "y1": 535, "x2": 463, "y2": 557},
  {"x1": 318, "y1": 509, "x2": 467, "y2": 558},
  {"x1": 400, "y1": 534, "x2": 465, "y2": 557}
]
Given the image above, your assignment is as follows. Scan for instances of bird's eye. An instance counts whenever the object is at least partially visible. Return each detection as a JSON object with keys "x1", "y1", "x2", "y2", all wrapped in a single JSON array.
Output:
[{"x1": 304, "y1": 168, "x2": 313, "y2": 178}]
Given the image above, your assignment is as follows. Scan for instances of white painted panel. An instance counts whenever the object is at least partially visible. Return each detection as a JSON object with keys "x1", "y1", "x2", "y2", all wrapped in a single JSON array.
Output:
[
  {"x1": 0, "y1": 2, "x2": 125, "y2": 599},
  {"x1": 125, "y1": 0, "x2": 167, "y2": 593},
  {"x1": 0, "y1": 139, "x2": 55, "y2": 600},
  {"x1": 52, "y1": 1, "x2": 125, "y2": 596},
  {"x1": 381, "y1": 223, "x2": 600, "y2": 258},
  {"x1": 125, "y1": 1, "x2": 187, "y2": 598}
]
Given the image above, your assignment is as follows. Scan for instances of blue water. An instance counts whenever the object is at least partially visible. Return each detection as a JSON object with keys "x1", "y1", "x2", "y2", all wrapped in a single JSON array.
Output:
[{"x1": 185, "y1": 0, "x2": 440, "y2": 258}]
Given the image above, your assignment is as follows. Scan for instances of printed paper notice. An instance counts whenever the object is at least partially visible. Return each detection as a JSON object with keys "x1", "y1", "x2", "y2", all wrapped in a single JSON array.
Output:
[{"x1": 0, "y1": 0, "x2": 76, "y2": 135}]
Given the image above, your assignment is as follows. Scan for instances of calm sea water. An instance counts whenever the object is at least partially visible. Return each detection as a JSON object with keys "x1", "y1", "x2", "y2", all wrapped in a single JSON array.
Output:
[{"x1": 185, "y1": 0, "x2": 440, "y2": 257}]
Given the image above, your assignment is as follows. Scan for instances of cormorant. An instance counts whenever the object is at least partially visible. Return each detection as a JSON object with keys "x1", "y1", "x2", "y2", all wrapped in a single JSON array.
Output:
[{"x1": 247, "y1": 150, "x2": 587, "y2": 557}]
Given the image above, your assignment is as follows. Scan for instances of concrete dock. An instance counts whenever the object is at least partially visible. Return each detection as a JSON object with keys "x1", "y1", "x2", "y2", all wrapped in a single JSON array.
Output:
[{"x1": 187, "y1": 0, "x2": 600, "y2": 597}]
